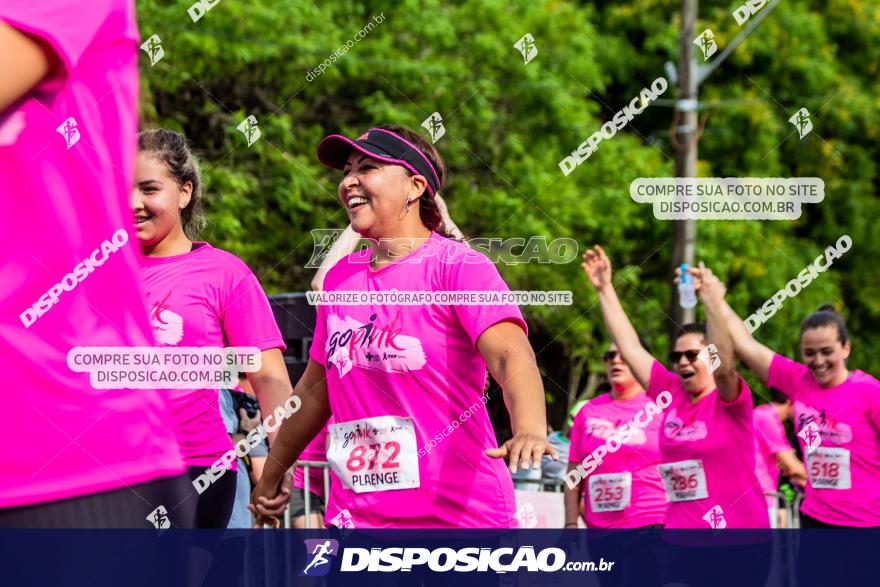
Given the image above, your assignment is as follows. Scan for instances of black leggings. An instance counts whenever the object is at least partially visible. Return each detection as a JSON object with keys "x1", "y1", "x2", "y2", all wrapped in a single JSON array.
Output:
[
  {"x1": 801, "y1": 513, "x2": 878, "y2": 528},
  {"x1": 663, "y1": 542, "x2": 771, "y2": 587},
  {"x1": 798, "y1": 514, "x2": 877, "y2": 586},
  {"x1": 590, "y1": 526, "x2": 665, "y2": 587},
  {"x1": 0, "y1": 473, "x2": 194, "y2": 528},
  {"x1": 186, "y1": 466, "x2": 238, "y2": 529}
]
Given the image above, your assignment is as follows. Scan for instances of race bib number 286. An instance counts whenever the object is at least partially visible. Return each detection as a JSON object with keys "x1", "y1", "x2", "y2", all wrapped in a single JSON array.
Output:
[
  {"x1": 327, "y1": 416, "x2": 420, "y2": 494},
  {"x1": 658, "y1": 459, "x2": 708, "y2": 502}
]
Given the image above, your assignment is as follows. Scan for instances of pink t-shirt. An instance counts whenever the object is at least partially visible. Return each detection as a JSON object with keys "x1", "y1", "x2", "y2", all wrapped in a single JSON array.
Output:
[
  {"x1": 294, "y1": 424, "x2": 330, "y2": 499},
  {"x1": 0, "y1": 0, "x2": 186, "y2": 508},
  {"x1": 752, "y1": 437, "x2": 774, "y2": 509},
  {"x1": 140, "y1": 243, "x2": 285, "y2": 468},
  {"x1": 569, "y1": 392, "x2": 667, "y2": 528},
  {"x1": 648, "y1": 361, "x2": 770, "y2": 528},
  {"x1": 309, "y1": 232, "x2": 526, "y2": 528},
  {"x1": 754, "y1": 403, "x2": 790, "y2": 505},
  {"x1": 768, "y1": 354, "x2": 880, "y2": 526}
]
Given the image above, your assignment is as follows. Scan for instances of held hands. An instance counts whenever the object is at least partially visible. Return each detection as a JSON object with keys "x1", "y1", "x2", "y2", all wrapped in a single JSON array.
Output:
[
  {"x1": 485, "y1": 432, "x2": 559, "y2": 474},
  {"x1": 581, "y1": 245, "x2": 612, "y2": 290},
  {"x1": 248, "y1": 468, "x2": 292, "y2": 527},
  {"x1": 675, "y1": 262, "x2": 726, "y2": 308}
]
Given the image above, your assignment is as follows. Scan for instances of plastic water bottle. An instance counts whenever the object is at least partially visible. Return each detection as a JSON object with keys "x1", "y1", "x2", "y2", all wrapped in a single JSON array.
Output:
[{"x1": 678, "y1": 263, "x2": 697, "y2": 309}]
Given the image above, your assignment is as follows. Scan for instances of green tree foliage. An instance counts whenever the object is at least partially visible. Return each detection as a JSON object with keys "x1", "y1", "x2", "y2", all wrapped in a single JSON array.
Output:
[{"x1": 138, "y1": 0, "x2": 879, "y2": 428}]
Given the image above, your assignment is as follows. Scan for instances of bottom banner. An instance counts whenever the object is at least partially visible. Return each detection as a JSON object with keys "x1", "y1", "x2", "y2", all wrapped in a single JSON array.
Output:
[{"x1": 1, "y1": 529, "x2": 874, "y2": 586}]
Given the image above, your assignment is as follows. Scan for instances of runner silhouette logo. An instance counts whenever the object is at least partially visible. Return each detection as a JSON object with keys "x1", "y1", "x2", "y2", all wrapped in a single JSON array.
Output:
[{"x1": 300, "y1": 539, "x2": 340, "y2": 576}]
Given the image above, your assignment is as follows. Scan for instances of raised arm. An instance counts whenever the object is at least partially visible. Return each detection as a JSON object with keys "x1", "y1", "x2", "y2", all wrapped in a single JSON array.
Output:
[
  {"x1": 695, "y1": 264, "x2": 739, "y2": 402},
  {"x1": 581, "y1": 245, "x2": 654, "y2": 389},
  {"x1": 687, "y1": 265, "x2": 775, "y2": 384},
  {"x1": 721, "y1": 300, "x2": 775, "y2": 384}
]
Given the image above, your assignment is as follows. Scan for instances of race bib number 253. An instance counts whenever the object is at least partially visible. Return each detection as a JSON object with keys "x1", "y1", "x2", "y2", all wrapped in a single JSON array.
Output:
[
  {"x1": 588, "y1": 473, "x2": 632, "y2": 512},
  {"x1": 327, "y1": 416, "x2": 420, "y2": 494}
]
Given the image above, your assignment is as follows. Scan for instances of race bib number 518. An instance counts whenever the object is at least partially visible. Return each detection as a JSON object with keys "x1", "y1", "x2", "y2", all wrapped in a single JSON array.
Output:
[
  {"x1": 327, "y1": 416, "x2": 420, "y2": 494},
  {"x1": 808, "y1": 447, "x2": 851, "y2": 490}
]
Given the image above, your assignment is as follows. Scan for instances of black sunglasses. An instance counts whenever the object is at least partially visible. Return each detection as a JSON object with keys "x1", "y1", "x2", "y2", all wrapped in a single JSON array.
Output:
[
  {"x1": 669, "y1": 350, "x2": 702, "y2": 365},
  {"x1": 602, "y1": 350, "x2": 620, "y2": 362}
]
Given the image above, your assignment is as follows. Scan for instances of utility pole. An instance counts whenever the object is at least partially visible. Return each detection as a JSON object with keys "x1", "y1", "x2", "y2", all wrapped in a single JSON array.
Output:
[
  {"x1": 671, "y1": 0, "x2": 699, "y2": 334},
  {"x1": 668, "y1": 0, "x2": 781, "y2": 339}
]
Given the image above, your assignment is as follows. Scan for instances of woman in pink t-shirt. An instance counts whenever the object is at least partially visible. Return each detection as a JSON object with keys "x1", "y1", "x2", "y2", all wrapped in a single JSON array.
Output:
[
  {"x1": 583, "y1": 250, "x2": 770, "y2": 586},
  {"x1": 132, "y1": 129, "x2": 295, "y2": 528},
  {"x1": 718, "y1": 293, "x2": 880, "y2": 528},
  {"x1": 581, "y1": 247, "x2": 770, "y2": 529},
  {"x1": 0, "y1": 1, "x2": 190, "y2": 527},
  {"x1": 564, "y1": 340, "x2": 668, "y2": 587},
  {"x1": 250, "y1": 124, "x2": 558, "y2": 528},
  {"x1": 564, "y1": 340, "x2": 668, "y2": 530}
]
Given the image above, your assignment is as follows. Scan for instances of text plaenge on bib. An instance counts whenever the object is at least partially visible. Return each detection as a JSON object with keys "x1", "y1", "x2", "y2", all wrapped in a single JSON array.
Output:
[{"x1": 328, "y1": 416, "x2": 420, "y2": 494}]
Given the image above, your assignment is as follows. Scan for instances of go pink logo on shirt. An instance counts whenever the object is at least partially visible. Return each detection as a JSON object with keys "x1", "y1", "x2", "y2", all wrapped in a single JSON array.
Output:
[
  {"x1": 794, "y1": 402, "x2": 853, "y2": 444},
  {"x1": 326, "y1": 313, "x2": 426, "y2": 378},
  {"x1": 663, "y1": 409, "x2": 708, "y2": 441},
  {"x1": 585, "y1": 417, "x2": 647, "y2": 445}
]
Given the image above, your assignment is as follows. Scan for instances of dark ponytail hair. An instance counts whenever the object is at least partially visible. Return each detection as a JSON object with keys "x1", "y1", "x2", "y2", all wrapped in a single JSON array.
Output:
[
  {"x1": 800, "y1": 304, "x2": 848, "y2": 344},
  {"x1": 375, "y1": 124, "x2": 458, "y2": 240},
  {"x1": 138, "y1": 128, "x2": 206, "y2": 239}
]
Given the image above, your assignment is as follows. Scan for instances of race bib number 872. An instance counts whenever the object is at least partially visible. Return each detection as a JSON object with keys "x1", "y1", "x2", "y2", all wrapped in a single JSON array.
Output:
[{"x1": 327, "y1": 416, "x2": 420, "y2": 494}]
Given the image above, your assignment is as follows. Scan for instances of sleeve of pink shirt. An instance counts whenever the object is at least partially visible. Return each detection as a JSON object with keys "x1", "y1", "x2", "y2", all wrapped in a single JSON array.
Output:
[
  {"x1": 0, "y1": 0, "x2": 124, "y2": 87},
  {"x1": 767, "y1": 353, "x2": 808, "y2": 400},
  {"x1": 755, "y1": 407, "x2": 791, "y2": 456},
  {"x1": 870, "y1": 390, "x2": 880, "y2": 432},
  {"x1": 220, "y1": 270, "x2": 286, "y2": 352},
  {"x1": 445, "y1": 250, "x2": 528, "y2": 347},
  {"x1": 647, "y1": 359, "x2": 680, "y2": 400},
  {"x1": 717, "y1": 375, "x2": 754, "y2": 420},
  {"x1": 861, "y1": 373, "x2": 880, "y2": 431},
  {"x1": 309, "y1": 303, "x2": 327, "y2": 366}
]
